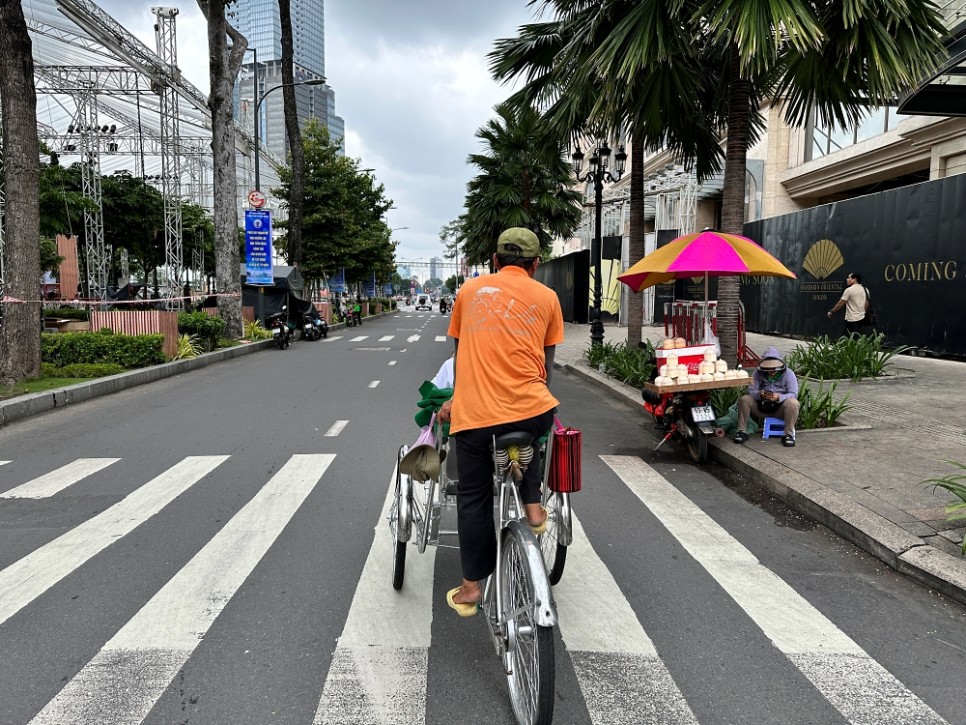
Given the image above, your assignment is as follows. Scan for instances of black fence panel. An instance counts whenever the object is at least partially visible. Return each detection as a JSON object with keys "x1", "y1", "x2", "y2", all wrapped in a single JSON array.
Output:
[
  {"x1": 536, "y1": 250, "x2": 589, "y2": 323},
  {"x1": 742, "y1": 174, "x2": 966, "y2": 356}
]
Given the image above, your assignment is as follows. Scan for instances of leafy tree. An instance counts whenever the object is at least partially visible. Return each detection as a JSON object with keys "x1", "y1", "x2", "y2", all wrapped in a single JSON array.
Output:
[
  {"x1": 38, "y1": 162, "x2": 94, "y2": 240},
  {"x1": 0, "y1": 1, "x2": 42, "y2": 383},
  {"x1": 40, "y1": 237, "x2": 64, "y2": 278},
  {"x1": 444, "y1": 274, "x2": 464, "y2": 292},
  {"x1": 198, "y1": 0, "x2": 247, "y2": 338},
  {"x1": 275, "y1": 120, "x2": 395, "y2": 290},
  {"x1": 462, "y1": 102, "x2": 582, "y2": 266},
  {"x1": 491, "y1": 0, "x2": 947, "y2": 362}
]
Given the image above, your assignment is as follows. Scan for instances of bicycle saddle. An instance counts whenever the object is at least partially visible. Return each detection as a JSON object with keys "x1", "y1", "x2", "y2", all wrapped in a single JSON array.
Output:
[{"x1": 493, "y1": 431, "x2": 533, "y2": 450}]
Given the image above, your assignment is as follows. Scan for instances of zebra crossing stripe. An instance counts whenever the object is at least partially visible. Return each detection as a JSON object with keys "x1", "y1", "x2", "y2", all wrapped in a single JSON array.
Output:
[
  {"x1": 313, "y1": 468, "x2": 437, "y2": 725},
  {"x1": 379, "y1": 335, "x2": 394, "y2": 341},
  {"x1": 556, "y1": 511, "x2": 699, "y2": 725},
  {"x1": 30, "y1": 454, "x2": 334, "y2": 725},
  {"x1": 0, "y1": 461, "x2": 9, "y2": 466},
  {"x1": 0, "y1": 458, "x2": 120, "y2": 499},
  {"x1": 601, "y1": 455, "x2": 949, "y2": 725},
  {"x1": 350, "y1": 335, "x2": 367, "y2": 342},
  {"x1": 324, "y1": 420, "x2": 349, "y2": 437},
  {"x1": 435, "y1": 336, "x2": 447, "y2": 342},
  {"x1": 0, "y1": 456, "x2": 228, "y2": 627},
  {"x1": 407, "y1": 334, "x2": 420, "y2": 342}
]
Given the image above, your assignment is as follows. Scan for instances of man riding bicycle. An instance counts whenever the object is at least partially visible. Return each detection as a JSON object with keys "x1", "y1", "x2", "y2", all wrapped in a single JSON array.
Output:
[{"x1": 437, "y1": 227, "x2": 564, "y2": 616}]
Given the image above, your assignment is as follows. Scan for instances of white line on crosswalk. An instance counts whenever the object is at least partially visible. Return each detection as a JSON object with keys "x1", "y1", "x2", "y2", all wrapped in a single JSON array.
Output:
[
  {"x1": 0, "y1": 456, "x2": 229, "y2": 627},
  {"x1": 601, "y1": 455, "x2": 949, "y2": 725},
  {"x1": 350, "y1": 335, "x2": 367, "y2": 342},
  {"x1": 0, "y1": 458, "x2": 120, "y2": 499},
  {"x1": 324, "y1": 335, "x2": 344, "y2": 342},
  {"x1": 0, "y1": 461, "x2": 9, "y2": 466},
  {"x1": 434, "y1": 336, "x2": 447, "y2": 342},
  {"x1": 324, "y1": 420, "x2": 349, "y2": 437},
  {"x1": 30, "y1": 454, "x2": 334, "y2": 725},
  {"x1": 407, "y1": 334, "x2": 420, "y2": 342},
  {"x1": 369, "y1": 381, "x2": 380, "y2": 388},
  {"x1": 379, "y1": 335, "x2": 394, "y2": 341},
  {"x1": 313, "y1": 466, "x2": 437, "y2": 725},
  {"x1": 388, "y1": 361, "x2": 397, "y2": 366},
  {"x1": 556, "y1": 511, "x2": 699, "y2": 724}
]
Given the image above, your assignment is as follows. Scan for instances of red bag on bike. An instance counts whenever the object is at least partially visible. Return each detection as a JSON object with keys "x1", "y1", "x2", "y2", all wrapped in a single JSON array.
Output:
[{"x1": 549, "y1": 417, "x2": 582, "y2": 493}]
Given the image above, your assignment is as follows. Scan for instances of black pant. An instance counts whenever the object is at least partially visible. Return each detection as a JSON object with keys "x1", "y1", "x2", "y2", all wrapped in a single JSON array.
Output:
[{"x1": 453, "y1": 408, "x2": 555, "y2": 581}]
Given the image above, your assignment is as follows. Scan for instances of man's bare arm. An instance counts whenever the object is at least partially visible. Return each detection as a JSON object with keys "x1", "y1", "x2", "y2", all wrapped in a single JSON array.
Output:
[{"x1": 544, "y1": 346, "x2": 556, "y2": 385}]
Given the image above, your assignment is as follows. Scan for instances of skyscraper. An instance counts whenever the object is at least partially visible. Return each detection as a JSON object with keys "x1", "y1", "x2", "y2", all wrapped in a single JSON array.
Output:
[{"x1": 232, "y1": 0, "x2": 345, "y2": 163}]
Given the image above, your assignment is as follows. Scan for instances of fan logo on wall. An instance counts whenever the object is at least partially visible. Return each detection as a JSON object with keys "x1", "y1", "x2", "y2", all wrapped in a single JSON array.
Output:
[
  {"x1": 799, "y1": 239, "x2": 845, "y2": 297},
  {"x1": 802, "y1": 239, "x2": 844, "y2": 280}
]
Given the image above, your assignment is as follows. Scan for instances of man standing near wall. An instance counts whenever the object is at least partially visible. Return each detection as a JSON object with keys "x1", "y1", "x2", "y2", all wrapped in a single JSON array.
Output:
[{"x1": 827, "y1": 272, "x2": 867, "y2": 335}]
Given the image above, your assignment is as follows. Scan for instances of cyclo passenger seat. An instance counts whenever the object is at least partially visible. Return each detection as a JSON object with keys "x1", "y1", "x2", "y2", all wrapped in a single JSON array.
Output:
[{"x1": 492, "y1": 431, "x2": 534, "y2": 482}]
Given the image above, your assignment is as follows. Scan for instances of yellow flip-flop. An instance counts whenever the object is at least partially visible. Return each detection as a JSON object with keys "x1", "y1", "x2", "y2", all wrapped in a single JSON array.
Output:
[{"x1": 446, "y1": 587, "x2": 479, "y2": 617}]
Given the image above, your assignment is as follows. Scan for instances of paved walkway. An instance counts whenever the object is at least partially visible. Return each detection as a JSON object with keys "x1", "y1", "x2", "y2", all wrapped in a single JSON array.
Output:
[{"x1": 554, "y1": 322, "x2": 966, "y2": 606}]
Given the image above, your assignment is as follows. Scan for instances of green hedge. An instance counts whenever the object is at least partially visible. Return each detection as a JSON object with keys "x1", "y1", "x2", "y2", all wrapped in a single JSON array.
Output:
[
  {"x1": 43, "y1": 307, "x2": 90, "y2": 321},
  {"x1": 42, "y1": 362, "x2": 125, "y2": 378},
  {"x1": 42, "y1": 331, "x2": 165, "y2": 369},
  {"x1": 178, "y1": 311, "x2": 225, "y2": 351}
]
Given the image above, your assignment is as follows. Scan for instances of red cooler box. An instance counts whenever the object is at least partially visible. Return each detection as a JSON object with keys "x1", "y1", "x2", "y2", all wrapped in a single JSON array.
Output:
[{"x1": 656, "y1": 344, "x2": 716, "y2": 375}]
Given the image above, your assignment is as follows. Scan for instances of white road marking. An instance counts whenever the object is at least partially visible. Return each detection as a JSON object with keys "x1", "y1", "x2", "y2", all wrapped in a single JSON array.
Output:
[
  {"x1": 0, "y1": 460, "x2": 9, "y2": 465},
  {"x1": 379, "y1": 335, "x2": 394, "y2": 341},
  {"x1": 407, "y1": 334, "x2": 420, "y2": 342},
  {"x1": 0, "y1": 456, "x2": 229, "y2": 627},
  {"x1": 0, "y1": 458, "x2": 120, "y2": 499},
  {"x1": 324, "y1": 335, "x2": 344, "y2": 342},
  {"x1": 30, "y1": 454, "x2": 334, "y2": 725},
  {"x1": 324, "y1": 420, "x2": 349, "y2": 437},
  {"x1": 369, "y1": 381, "x2": 380, "y2": 388},
  {"x1": 556, "y1": 511, "x2": 699, "y2": 724},
  {"x1": 350, "y1": 335, "x2": 367, "y2": 342},
  {"x1": 434, "y1": 336, "x2": 447, "y2": 342},
  {"x1": 314, "y1": 466, "x2": 437, "y2": 725},
  {"x1": 601, "y1": 455, "x2": 949, "y2": 725},
  {"x1": 388, "y1": 361, "x2": 397, "y2": 366}
]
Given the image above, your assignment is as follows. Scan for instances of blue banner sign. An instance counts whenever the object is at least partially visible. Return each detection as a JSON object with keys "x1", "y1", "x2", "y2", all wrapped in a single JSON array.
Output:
[
  {"x1": 244, "y1": 210, "x2": 274, "y2": 285},
  {"x1": 329, "y1": 268, "x2": 346, "y2": 293},
  {"x1": 384, "y1": 284, "x2": 394, "y2": 295},
  {"x1": 364, "y1": 275, "x2": 376, "y2": 297}
]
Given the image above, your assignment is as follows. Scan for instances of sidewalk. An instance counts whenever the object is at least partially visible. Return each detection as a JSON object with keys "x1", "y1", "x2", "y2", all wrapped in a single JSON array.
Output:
[{"x1": 554, "y1": 322, "x2": 966, "y2": 607}]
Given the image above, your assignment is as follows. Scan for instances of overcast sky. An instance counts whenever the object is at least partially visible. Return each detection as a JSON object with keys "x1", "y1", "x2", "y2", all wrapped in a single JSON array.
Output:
[{"x1": 94, "y1": 0, "x2": 540, "y2": 274}]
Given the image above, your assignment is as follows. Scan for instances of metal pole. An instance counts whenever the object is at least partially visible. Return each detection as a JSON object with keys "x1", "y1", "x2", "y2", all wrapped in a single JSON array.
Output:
[
  {"x1": 590, "y1": 172, "x2": 605, "y2": 346},
  {"x1": 252, "y1": 47, "x2": 260, "y2": 191}
]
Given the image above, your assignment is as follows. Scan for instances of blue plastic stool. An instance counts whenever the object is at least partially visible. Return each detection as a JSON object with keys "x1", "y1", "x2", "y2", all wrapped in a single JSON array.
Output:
[{"x1": 762, "y1": 417, "x2": 785, "y2": 439}]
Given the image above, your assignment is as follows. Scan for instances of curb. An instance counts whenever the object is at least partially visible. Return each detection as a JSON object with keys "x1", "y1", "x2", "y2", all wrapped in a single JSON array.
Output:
[{"x1": 556, "y1": 358, "x2": 966, "y2": 608}]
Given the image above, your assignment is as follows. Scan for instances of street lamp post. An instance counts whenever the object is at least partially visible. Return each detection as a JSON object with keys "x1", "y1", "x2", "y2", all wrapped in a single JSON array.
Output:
[
  {"x1": 572, "y1": 138, "x2": 627, "y2": 346},
  {"x1": 253, "y1": 77, "x2": 327, "y2": 191}
]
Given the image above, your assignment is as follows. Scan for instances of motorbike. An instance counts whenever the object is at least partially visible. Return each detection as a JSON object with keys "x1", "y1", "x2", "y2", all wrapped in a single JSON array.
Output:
[
  {"x1": 301, "y1": 314, "x2": 321, "y2": 341},
  {"x1": 312, "y1": 316, "x2": 328, "y2": 338},
  {"x1": 343, "y1": 309, "x2": 355, "y2": 328},
  {"x1": 641, "y1": 385, "x2": 716, "y2": 463},
  {"x1": 266, "y1": 307, "x2": 292, "y2": 349}
]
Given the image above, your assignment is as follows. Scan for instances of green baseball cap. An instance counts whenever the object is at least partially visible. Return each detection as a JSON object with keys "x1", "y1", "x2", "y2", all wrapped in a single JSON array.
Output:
[{"x1": 496, "y1": 228, "x2": 541, "y2": 258}]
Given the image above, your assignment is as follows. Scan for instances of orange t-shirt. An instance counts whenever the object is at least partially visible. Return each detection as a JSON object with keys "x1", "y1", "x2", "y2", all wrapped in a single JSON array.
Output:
[{"x1": 447, "y1": 266, "x2": 564, "y2": 433}]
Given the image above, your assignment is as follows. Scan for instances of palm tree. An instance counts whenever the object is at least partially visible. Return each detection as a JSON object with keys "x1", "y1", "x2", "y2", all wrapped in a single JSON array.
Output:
[
  {"x1": 491, "y1": 0, "x2": 947, "y2": 363},
  {"x1": 462, "y1": 102, "x2": 583, "y2": 266},
  {"x1": 0, "y1": 1, "x2": 42, "y2": 383}
]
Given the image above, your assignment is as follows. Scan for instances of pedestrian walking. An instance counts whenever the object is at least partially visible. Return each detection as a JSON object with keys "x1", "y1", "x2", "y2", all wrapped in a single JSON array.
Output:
[{"x1": 827, "y1": 272, "x2": 868, "y2": 335}]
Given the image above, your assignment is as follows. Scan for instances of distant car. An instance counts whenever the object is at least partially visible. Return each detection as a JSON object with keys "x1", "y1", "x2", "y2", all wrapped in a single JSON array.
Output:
[{"x1": 416, "y1": 295, "x2": 431, "y2": 311}]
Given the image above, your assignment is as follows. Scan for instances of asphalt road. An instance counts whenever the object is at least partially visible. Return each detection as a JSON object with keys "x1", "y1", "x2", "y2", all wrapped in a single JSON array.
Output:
[{"x1": 0, "y1": 306, "x2": 964, "y2": 725}]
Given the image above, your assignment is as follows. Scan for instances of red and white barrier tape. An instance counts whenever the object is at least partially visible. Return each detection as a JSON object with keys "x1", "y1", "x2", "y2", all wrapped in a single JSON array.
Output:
[{"x1": 1, "y1": 293, "x2": 242, "y2": 305}]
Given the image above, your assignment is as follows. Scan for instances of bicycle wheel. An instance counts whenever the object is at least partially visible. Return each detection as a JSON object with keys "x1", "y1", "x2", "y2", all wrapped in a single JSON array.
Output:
[
  {"x1": 500, "y1": 528, "x2": 555, "y2": 725},
  {"x1": 538, "y1": 493, "x2": 568, "y2": 585},
  {"x1": 389, "y1": 455, "x2": 411, "y2": 590}
]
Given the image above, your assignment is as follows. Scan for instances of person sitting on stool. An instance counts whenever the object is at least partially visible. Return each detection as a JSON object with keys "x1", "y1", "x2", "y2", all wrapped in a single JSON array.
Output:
[{"x1": 733, "y1": 346, "x2": 800, "y2": 447}]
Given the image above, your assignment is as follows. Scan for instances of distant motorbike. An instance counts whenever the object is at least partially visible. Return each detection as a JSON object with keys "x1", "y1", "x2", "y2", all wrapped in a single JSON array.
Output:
[
  {"x1": 266, "y1": 307, "x2": 292, "y2": 349},
  {"x1": 344, "y1": 309, "x2": 355, "y2": 328},
  {"x1": 312, "y1": 316, "x2": 328, "y2": 338},
  {"x1": 301, "y1": 314, "x2": 321, "y2": 341}
]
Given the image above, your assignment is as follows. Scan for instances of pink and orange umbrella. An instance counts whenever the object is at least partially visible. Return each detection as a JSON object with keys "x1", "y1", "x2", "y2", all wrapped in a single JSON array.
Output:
[{"x1": 617, "y1": 230, "x2": 796, "y2": 292}]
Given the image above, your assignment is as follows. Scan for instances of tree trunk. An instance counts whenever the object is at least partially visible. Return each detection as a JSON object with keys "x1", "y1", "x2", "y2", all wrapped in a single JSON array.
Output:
[
  {"x1": 0, "y1": 2, "x2": 42, "y2": 384},
  {"x1": 717, "y1": 44, "x2": 753, "y2": 366},
  {"x1": 200, "y1": 0, "x2": 247, "y2": 338},
  {"x1": 278, "y1": 0, "x2": 306, "y2": 268},
  {"x1": 626, "y1": 138, "x2": 645, "y2": 349}
]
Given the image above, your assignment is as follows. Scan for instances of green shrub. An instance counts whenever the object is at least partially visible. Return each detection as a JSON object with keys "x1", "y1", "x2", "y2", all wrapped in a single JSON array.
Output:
[
  {"x1": 42, "y1": 332, "x2": 165, "y2": 369},
  {"x1": 177, "y1": 311, "x2": 226, "y2": 351},
  {"x1": 217, "y1": 337, "x2": 241, "y2": 348},
  {"x1": 243, "y1": 319, "x2": 272, "y2": 340},
  {"x1": 922, "y1": 461, "x2": 966, "y2": 554},
  {"x1": 797, "y1": 381, "x2": 851, "y2": 428},
  {"x1": 710, "y1": 386, "x2": 745, "y2": 418},
  {"x1": 43, "y1": 307, "x2": 89, "y2": 321},
  {"x1": 174, "y1": 333, "x2": 202, "y2": 359},
  {"x1": 787, "y1": 333, "x2": 912, "y2": 381},
  {"x1": 583, "y1": 341, "x2": 656, "y2": 388},
  {"x1": 41, "y1": 362, "x2": 125, "y2": 378}
]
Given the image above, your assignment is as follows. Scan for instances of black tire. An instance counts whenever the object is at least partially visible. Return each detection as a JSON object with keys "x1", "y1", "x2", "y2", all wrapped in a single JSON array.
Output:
[
  {"x1": 274, "y1": 335, "x2": 285, "y2": 349},
  {"x1": 392, "y1": 538, "x2": 406, "y2": 590},
  {"x1": 501, "y1": 529, "x2": 555, "y2": 725},
  {"x1": 539, "y1": 492, "x2": 568, "y2": 585},
  {"x1": 682, "y1": 418, "x2": 709, "y2": 463}
]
